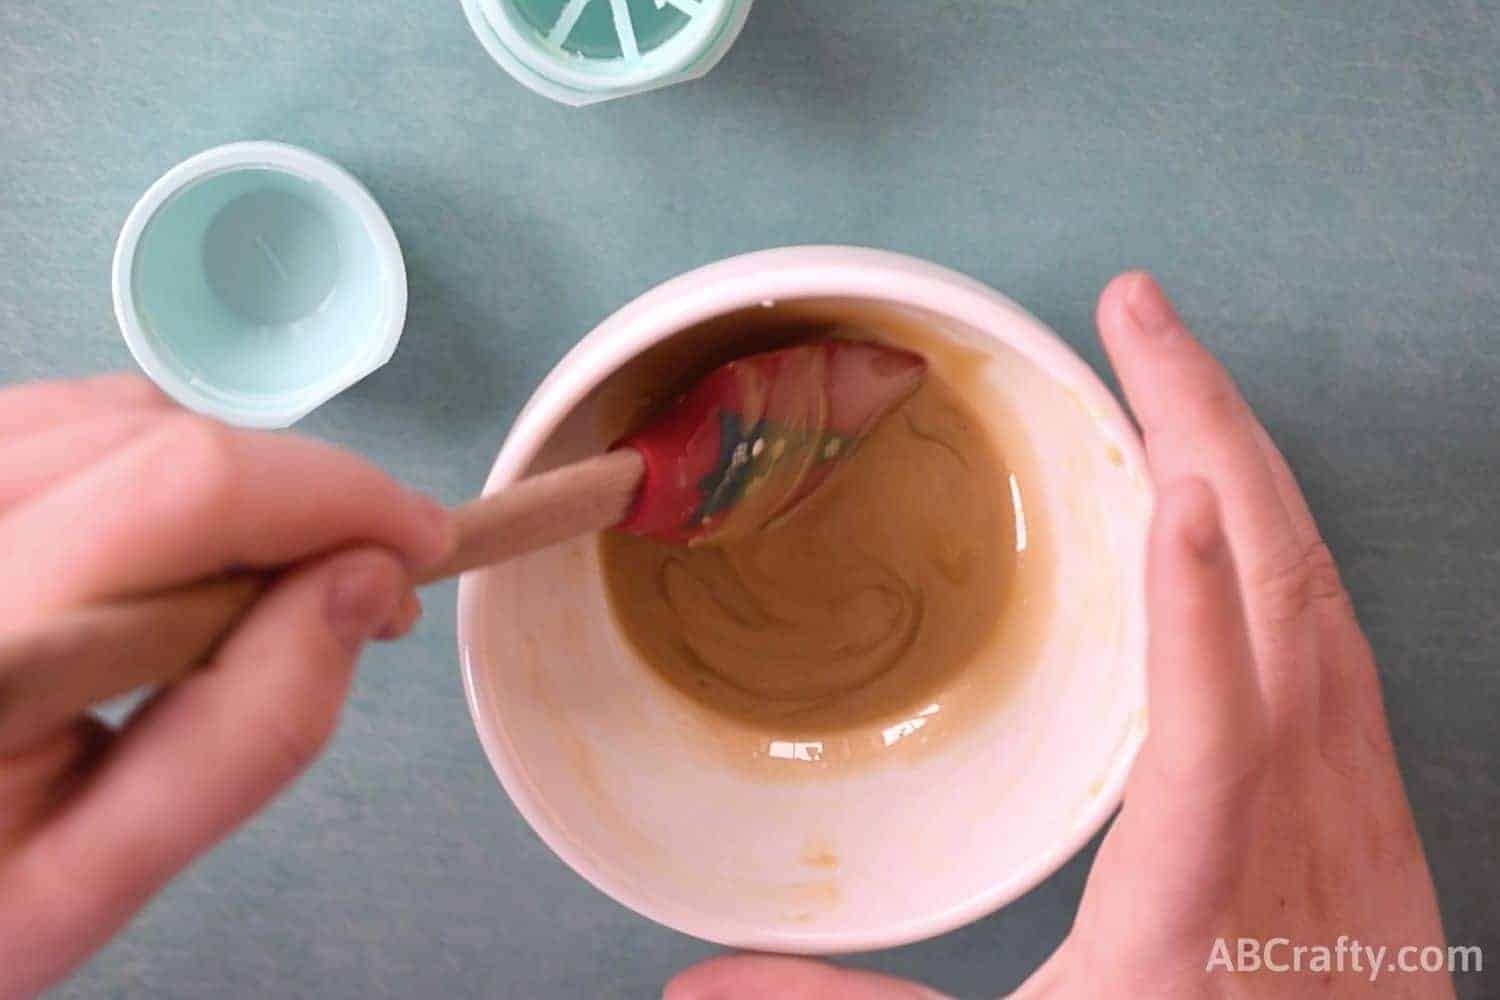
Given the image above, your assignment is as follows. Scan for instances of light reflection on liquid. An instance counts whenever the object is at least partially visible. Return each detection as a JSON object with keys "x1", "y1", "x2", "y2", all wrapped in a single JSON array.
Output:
[
  {"x1": 767, "y1": 740, "x2": 826, "y2": 762},
  {"x1": 733, "y1": 461, "x2": 1042, "y2": 770},
  {"x1": 763, "y1": 702, "x2": 944, "y2": 764},
  {"x1": 880, "y1": 702, "x2": 941, "y2": 747},
  {"x1": 1010, "y1": 472, "x2": 1029, "y2": 553}
]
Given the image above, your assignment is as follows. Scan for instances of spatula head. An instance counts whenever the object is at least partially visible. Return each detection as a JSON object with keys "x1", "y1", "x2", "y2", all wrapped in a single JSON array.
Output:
[{"x1": 615, "y1": 339, "x2": 927, "y2": 544}]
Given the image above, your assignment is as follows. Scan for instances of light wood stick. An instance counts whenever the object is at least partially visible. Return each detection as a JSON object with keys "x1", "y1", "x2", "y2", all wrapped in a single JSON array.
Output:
[
  {"x1": 0, "y1": 448, "x2": 644, "y2": 754},
  {"x1": 0, "y1": 576, "x2": 267, "y2": 753},
  {"x1": 416, "y1": 449, "x2": 643, "y2": 584}
]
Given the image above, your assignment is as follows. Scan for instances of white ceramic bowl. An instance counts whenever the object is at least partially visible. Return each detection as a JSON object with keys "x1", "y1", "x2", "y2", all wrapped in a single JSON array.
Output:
[{"x1": 457, "y1": 247, "x2": 1152, "y2": 952}]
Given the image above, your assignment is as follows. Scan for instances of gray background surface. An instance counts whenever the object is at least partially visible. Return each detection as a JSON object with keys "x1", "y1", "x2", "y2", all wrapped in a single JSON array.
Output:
[{"x1": 2, "y1": 1, "x2": 1497, "y2": 997}]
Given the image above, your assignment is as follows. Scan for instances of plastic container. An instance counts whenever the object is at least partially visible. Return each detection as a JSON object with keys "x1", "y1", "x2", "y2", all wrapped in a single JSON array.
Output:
[
  {"x1": 112, "y1": 142, "x2": 407, "y2": 429},
  {"x1": 461, "y1": 0, "x2": 753, "y2": 106}
]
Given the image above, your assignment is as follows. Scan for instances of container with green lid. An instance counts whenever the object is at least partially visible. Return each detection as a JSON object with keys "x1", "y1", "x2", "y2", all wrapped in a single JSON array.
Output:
[{"x1": 462, "y1": 0, "x2": 753, "y2": 106}]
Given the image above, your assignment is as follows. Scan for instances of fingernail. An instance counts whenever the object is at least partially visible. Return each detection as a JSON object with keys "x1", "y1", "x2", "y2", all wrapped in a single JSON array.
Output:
[
  {"x1": 327, "y1": 559, "x2": 402, "y2": 652},
  {"x1": 377, "y1": 591, "x2": 423, "y2": 641},
  {"x1": 1124, "y1": 273, "x2": 1183, "y2": 340}
]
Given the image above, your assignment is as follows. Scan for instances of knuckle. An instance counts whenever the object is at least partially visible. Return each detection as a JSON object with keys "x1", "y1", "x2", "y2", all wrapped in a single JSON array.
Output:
[
  {"x1": 1193, "y1": 377, "x2": 1244, "y2": 431},
  {"x1": 1251, "y1": 539, "x2": 1349, "y2": 626},
  {"x1": 1248, "y1": 542, "x2": 1356, "y2": 638},
  {"x1": 1247, "y1": 543, "x2": 1315, "y2": 625},
  {"x1": 262, "y1": 703, "x2": 339, "y2": 777},
  {"x1": 1301, "y1": 540, "x2": 1349, "y2": 608},
  {"x1": 1146, "y1": 731, "x2": 1269, "y2": 804},
  {"x1": 157, "y1": 416, "x2": 240, "y2": 517},
  {"x1": 251, "y1": 645, "x2": 349, "y2": 779}
]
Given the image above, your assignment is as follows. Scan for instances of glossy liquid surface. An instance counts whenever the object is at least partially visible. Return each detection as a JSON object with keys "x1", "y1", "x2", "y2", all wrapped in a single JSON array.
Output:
[{"x1": 598, "y1": 303, "x2": 1056, "y2": 771}]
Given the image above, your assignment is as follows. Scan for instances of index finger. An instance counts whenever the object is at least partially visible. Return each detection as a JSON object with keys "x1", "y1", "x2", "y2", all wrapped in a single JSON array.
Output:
[{"x1": 0, "y1": 415, "x2": 452, "y2": 620}]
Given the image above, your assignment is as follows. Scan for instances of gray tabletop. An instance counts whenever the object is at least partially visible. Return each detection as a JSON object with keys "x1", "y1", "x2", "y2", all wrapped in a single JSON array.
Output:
[{"x1": 4, "y1": 1, "x2": 1498, "y2": 997}]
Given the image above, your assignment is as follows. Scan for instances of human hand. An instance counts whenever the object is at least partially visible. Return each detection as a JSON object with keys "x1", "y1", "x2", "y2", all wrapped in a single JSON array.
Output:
[
  {"x1": 0, "y1": 375, "x2": 453, "y2": 999},
  {"x1": 666, "y1": 274, "x2": 1453, "y2": 999}
]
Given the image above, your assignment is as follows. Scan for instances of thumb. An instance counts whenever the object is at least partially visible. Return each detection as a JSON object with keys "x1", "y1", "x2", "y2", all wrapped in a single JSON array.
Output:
[{"x1": 665, "y1": 955, "x2": 951, "y2": 1000}]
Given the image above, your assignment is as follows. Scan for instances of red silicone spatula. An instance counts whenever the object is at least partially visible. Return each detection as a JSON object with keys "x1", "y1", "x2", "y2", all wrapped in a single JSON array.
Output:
[{"x1": 0, "y1": 340, "x2": 926, "y2": 751}]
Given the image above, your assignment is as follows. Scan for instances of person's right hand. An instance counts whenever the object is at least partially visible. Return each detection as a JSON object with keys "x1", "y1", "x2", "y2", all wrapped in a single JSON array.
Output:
[
  {"x1": 668, "y1": 274, "x2": 1455, "y2": 999},
  {"x1": 0, "y1": 376, "x2": 453, "y2": 999}
]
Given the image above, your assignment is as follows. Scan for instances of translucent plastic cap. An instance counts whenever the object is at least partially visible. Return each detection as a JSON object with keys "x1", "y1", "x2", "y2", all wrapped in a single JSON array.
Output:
[{"x1": 462, "y1": 0, "x2": 752, "y2": 105}]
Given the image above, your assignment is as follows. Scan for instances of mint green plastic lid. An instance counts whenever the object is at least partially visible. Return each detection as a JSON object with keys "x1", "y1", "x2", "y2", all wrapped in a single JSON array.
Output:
[{"x1": 462, "y1": 0, "x2": 753, "y2": 106}]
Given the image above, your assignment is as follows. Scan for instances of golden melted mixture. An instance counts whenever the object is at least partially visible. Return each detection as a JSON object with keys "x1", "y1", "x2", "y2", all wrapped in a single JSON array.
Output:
[{"x1": 598, "y1": 304, "x2": 1052, "y2": 769}]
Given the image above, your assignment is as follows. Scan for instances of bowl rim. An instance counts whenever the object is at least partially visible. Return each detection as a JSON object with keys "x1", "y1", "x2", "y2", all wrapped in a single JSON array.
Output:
[
  {"x1": 457, "y1": 245, "x2": 1150, "y2": 953},
  {"x1": 111, "y1": 140, "x2": 408, "y2": 429}
]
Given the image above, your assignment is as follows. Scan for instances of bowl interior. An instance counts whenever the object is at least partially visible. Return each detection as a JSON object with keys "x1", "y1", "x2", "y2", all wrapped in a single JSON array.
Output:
[
  {"x1": 461, "y1": 296, "x2": 1149, "y2": 951},
  {"x1": 129, "y1": 165, "x2": 393, "y2": 418}
]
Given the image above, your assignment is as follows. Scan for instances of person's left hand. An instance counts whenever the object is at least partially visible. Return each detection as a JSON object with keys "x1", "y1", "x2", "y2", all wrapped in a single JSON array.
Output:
[{"x1": 0, "y1": 375, "x2": 453, "y2": 998}]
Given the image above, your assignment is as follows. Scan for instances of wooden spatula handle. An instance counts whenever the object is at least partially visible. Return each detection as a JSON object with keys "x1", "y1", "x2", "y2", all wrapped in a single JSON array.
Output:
[
  {"x1": 416, "y1": 449, "x2": 642, "y2": 584},
  {"x1": 0, "y1": 575, "x2": 268, "y2": 753},
  {"x1": 0, "y1": 449, "x2": 643, "y2": 754}
]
